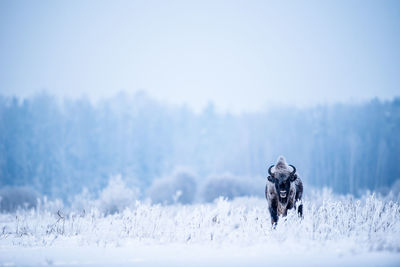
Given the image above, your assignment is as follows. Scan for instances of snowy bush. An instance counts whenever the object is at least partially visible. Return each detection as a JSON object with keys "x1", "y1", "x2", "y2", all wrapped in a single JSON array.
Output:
[
  {"x1": 202, "y1": 174, "x2": 259, "y2": 202},
  {"x1": 35, "y1": 196, "x2": 64, "y2": 214},
  {"x1": 389, "y1": 179, "x2": 400, "y2": 202},
  {"x1": 69, "y1": 187, "x2": 96, "y2": 212},
  {"x1": 147, "y1": 169, "x2": 197, "y2": 204},
  {"x1": 96, "y1": 175, "x2": 140, "y2": 214},
  {"x1": 0, "y1": 186, "x2": 38, "y2": 212}
]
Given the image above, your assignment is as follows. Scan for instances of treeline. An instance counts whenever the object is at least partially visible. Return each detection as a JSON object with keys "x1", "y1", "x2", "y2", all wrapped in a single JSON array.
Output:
[{"x1": 0, "y1": 92, "x2": 399, "y2": 198}]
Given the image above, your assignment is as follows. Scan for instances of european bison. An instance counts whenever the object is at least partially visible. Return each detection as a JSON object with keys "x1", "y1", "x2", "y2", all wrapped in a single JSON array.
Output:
[{"x1": 265, "y1": 156, "x2": 303, "y2": 225}]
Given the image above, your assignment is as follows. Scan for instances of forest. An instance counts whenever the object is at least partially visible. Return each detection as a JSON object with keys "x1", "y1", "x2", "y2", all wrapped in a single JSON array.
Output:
[{"x1": 0, "y1": 92, "x2": 399, "y2": 201}]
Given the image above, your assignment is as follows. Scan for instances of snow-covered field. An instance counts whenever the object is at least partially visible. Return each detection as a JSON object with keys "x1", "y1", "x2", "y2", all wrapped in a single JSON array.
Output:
[{"x1": 1, "y1": 190, "x2": 400, "y2": 266}]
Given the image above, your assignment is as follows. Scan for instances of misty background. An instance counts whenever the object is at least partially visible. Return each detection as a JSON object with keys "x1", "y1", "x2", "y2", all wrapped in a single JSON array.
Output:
[
  {"x1": 0, "y1": 0, "x2": 400, "y2": 209},
  {"x1": 1, "y1": 93, "x2": 399, "y2": 202}
]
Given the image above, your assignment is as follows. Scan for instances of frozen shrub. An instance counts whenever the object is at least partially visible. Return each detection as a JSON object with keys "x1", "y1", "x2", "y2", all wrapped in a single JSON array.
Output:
[
  {"x1": 147, "y1": 169, "x2": 197, "y2": 204},
  {"x1": 69, "y1": 187, "x2": 95, "y2": 212},
  {"x1": 36, "y1": 196, "x2": 64, "y2": 214},
  {"x1": 0, "y1": 186, "x2": 38, "y2": 212},
  {"x1": 202, "y1": 174, "x2": 259, "y2": 202},
  {"x1": 97, "y1": 175, "x2": 140, "y2": 214},
  {"x1": 391, "y1": 179, "x2": 400, "y2": 194},
  {"x1": 387, "y1": 179, "x2": 400, "y2": 202}
]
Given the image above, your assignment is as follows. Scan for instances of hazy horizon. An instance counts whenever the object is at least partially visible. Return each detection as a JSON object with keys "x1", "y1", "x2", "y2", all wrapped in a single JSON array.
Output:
[{"x1": 1, "y1": 90, "x2": 399, "y2": 115}]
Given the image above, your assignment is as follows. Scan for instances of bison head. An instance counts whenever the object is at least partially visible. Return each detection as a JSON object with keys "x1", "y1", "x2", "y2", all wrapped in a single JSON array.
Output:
[{"x1": 268, "y1": 156, "x2": 297, "y2": 204}]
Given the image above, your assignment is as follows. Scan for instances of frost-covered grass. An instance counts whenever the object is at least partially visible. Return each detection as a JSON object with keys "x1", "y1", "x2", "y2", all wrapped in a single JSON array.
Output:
[{"x1": 1, "y1": 190, "x2": 400, "y2": 266}]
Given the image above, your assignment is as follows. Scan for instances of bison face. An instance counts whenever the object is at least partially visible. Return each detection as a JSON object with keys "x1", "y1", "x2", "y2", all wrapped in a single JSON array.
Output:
[
  {"x1": 276, "y1": 173, "x2": 291, "y2": 203},
  {"x1": 268, "y1": 164, "x2": 297, "y2": 204}
]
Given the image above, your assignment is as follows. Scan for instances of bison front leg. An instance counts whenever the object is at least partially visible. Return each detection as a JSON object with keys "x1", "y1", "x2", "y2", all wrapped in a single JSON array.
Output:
[
  {"x1": 296, "y1": 200, "x2": 303, "y2": 218},
  {"x1": 298, "y1": 203, "x2": 303, "y2": 218},
  {"x1": 269, "y1": 198, "x2": 278, "y2": 226}
]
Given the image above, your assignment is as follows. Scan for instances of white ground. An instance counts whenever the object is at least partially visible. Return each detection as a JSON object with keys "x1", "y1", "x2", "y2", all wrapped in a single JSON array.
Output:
[{"x1": 1, "y1": 191, "x2": 400, "y2": 266}]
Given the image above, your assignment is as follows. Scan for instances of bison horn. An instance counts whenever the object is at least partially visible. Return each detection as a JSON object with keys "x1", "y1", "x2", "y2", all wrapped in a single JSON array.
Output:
[
  {"x1": 289, "y1": 164, "x2": 296, "y2": 175},
  {"x1": 268, "y1": 165, "x2": 274, "y2": 176}
]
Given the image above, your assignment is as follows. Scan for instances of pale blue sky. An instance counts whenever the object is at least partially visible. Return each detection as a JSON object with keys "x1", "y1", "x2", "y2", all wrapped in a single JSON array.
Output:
[{"x1": 1, "y1": 0, "x2": 399, "y2": 112}]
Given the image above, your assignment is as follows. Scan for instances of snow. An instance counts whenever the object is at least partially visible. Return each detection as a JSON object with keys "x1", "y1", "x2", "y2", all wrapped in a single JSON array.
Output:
[
  {"x1": 1, "y1": 191, "x2": 400, "y2": 266},
  {"x1": 1, "y1": 245, "x2": 400, "y2": 267}
]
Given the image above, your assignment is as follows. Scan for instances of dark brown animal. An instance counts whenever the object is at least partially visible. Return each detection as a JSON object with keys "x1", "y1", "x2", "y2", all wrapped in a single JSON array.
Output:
[{"x1": 265, "y1": 156, "x2": 303, "y2": 225}]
